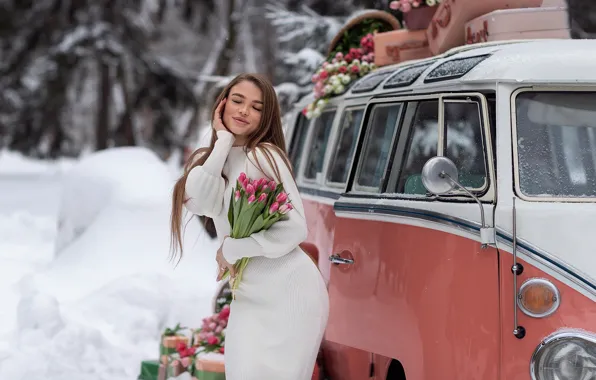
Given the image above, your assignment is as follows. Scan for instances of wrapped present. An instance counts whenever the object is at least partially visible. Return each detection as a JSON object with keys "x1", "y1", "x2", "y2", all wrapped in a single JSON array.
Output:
[
  {"x1": 194, "y1": 354, "x2": 226, "y2": 380},
  {"x1": 374, "y1": 29, "x2": 433, "y2": 67},
  {"x1": 465, "y1": 6, "x2": 570, "y2": 44},
  {"x1": 403, "y1": 6, "x2": 438, "y2": 30},
  {"x1": 138, "y1": 359, "x2": 160, "y2": 380},
  {"x1": 426, "y1": 0, "x2": 543, "y2": 54},
  {"x1": 156, "y1": 359, "x2": 187, "y2": 380},
  {"x1": 160, "y1": 335, "x2": 189, "y2": 364}
]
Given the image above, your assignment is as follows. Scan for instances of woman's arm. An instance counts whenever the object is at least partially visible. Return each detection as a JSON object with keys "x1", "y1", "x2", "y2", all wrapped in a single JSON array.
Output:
[
  {"x1": 222, "y1": 145, "x2": 308, "y2": 263},
  {"x1": 184, "y1": 130, "x2": 235, "y2": 218}
]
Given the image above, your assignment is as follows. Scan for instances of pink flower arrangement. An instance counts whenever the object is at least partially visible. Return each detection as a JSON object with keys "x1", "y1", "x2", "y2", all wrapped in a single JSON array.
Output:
[
  {"x1": 389, "y1": 0, "x2": 441, "y2": 12},
  {"x1": 193, "y1": 304, "x2": 229, "y2": 354},
  {"x1": 303, "y1": 33, "x2": 377, "y2": 119},
  {"x1": 222, "y1": 173, "x2": 294, "y2": 296}
]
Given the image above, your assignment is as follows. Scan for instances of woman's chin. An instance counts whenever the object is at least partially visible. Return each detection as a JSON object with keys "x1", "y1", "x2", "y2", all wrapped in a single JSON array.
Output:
[{"x1": 228, "y1": 127, "x2": 249, "y2": 137}]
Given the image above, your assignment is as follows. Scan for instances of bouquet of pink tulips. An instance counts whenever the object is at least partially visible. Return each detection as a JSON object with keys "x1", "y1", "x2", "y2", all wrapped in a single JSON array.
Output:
[{"x1": 221, "y1": 172, "x2": 293, "y2": 296}]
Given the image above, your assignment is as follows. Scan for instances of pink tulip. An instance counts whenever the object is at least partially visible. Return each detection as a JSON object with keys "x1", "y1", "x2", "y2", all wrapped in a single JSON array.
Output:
[
  {"x1": 268, "y1": 180, "x2": 277, "y2": 190},
  {"x1": 276, "y1": 192, "x2": 288, "y2": 203},
  {"x1": 269, "y1": 202, "x2": 279, "y2": 214},
  {"x1": 248, "y1": 194, "x2": 256, "y2": 204},
  {"x1": 234, "y1": 190, "x2": 241, "y2": 201},
  {"x1": 246, "y1": 184, "x2": 255, "y2": 194},
  {"x1": 207, "y1": 336, "x2": 219, "y2": 345},
  {"x1": 181, "y1": 357, "x2": 191, "y2": 368},
  {"x1": 279, "y1": 203, "x2": 293, "y2": 214},
  {"x1": 258, "y1": 193, "x2": 267, "y2": 203},
  {"x1": 238, "y1": 172, "x2": 247, "y2": 183}
]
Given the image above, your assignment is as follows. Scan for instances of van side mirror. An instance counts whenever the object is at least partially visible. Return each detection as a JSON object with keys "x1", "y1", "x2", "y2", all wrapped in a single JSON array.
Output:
[
  {"x1": 421, "y1": 156, "x2": 459, "y2": 195},
  {"x1": 421, "y1": 156, "x2": 495, "y2": 248}
]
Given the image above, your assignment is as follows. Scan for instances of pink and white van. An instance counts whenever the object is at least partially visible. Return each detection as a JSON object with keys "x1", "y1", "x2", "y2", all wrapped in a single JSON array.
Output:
[{"x1": 284, "y1": 39, "x2": 596, "y2": 380}]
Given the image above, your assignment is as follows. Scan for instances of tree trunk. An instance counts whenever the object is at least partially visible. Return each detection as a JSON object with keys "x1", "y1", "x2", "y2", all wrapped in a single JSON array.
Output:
[
  {"x1": 263, "y1": 17, "x2": 276, "y2": 81},
  {"x1": 215, "y1": 0, "x2": 237, "y2": 76},
  {"x1": 96, "y1": 60, "x2": 111, "y2": 150},
  {"x1": 114, "y1": 61, "x2": 136, "y2": 147}
]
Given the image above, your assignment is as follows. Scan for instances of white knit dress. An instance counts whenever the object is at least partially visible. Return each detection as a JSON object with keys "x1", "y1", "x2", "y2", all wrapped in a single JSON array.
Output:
[{"x1": 184, "y1": 130, "x2": 329, "y2": 380}]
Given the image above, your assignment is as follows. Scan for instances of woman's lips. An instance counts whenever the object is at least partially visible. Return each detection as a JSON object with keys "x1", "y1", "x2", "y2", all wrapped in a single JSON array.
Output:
[{"x1": 232, "y1": 117, "x2": 249, "y2": 125}]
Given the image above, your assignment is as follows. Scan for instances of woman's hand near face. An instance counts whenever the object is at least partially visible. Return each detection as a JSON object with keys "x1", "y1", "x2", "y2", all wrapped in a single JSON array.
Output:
[{"x1": 213, "y1": 98, "x2": 229, "y2": 133}]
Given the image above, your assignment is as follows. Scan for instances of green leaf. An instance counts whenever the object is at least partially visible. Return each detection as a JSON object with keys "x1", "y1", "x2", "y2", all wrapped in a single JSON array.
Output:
[
  {"x1": 248, "y1": 214, "x2": 265, "y2": 235},
  {"x1": 233, "y1": 202, "x2": 260, "y2": 238},
  {"x1": 227, "y1": 191, "x2": 234, "y2": 228},
  {"x1": 233, "y1": 195, "x2": 244, "y2": 230}
]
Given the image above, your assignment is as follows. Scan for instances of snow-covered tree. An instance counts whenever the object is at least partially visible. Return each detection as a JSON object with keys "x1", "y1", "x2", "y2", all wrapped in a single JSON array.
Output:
[{"x1": 0, "y1": 0, "x2": 198, "y2": 158}]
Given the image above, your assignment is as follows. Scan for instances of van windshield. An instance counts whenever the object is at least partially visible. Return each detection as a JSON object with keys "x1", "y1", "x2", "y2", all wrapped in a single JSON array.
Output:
[{"x1": 515, "y1": 92, "x2": 596, "y2": 198}]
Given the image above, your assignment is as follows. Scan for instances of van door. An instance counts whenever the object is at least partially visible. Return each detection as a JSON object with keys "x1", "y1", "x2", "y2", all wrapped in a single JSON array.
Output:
[{"x1": 327, "y1": 95, "x2": 500, "y2": 380}]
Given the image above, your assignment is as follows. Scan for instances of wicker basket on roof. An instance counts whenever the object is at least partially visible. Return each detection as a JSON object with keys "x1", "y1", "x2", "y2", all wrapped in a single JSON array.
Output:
[{"x1": 327, "y1": 10, "x2": 402, "y2": 57}]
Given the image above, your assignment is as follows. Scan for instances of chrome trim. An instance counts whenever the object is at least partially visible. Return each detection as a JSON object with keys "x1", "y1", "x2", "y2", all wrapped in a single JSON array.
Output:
[
  {"x1": 496, "y1": 232, "x2": 596, "y2": 299},
  {"x1": 530, "y1": 330, "x2": 596, "y2": 380},
  {"x1": 512, "y1": 197, "x2": 522, "y2": 337},
  {"x1": 511, "y1": 86, "x2": 596, "y2": 203},
  {"x1": 332, "y1": 201, "x2": 596, "y2": 297},
  {"x1": 517, "y1": 278, "x2": 561, "y2": 318}
]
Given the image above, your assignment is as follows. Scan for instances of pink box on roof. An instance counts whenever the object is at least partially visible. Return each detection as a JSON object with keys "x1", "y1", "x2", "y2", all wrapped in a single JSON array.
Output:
[
  {"x1": 465, "y1": 6, "x2": 570, "y2": 44},
  {"x1": 426, "y1": 0, "x2": 543, "y2": 54}
]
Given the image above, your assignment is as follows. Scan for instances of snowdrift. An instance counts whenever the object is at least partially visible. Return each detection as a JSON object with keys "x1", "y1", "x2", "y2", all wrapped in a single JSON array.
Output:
[{"x1": 0, "y1": 147, "x2": 221, "y2": 380}]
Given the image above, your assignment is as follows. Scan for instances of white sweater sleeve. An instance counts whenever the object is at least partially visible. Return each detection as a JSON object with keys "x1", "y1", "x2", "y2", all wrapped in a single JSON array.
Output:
[
  {"x1": 222, "y1": 146, "x2": 308, "y2": 263},
  {"x1": 184, "y1": 130, "x2": 235, "y2": 218}
]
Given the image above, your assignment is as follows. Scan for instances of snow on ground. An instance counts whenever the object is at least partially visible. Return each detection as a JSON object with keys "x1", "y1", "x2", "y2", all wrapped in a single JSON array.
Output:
[{"x1": 0, "y1": 148, "x2": 220, "y2": 380}]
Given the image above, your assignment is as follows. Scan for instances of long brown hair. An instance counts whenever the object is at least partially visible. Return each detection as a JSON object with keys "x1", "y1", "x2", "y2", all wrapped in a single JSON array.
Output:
[{"x1": 170, "y1": 73, "x2": 293, "y2": 260}]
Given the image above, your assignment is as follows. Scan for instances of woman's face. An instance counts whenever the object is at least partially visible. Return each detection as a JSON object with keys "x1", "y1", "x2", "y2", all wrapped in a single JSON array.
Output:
[{"x1": 222, "y1": 80, "x2": 263, "y2": 140}]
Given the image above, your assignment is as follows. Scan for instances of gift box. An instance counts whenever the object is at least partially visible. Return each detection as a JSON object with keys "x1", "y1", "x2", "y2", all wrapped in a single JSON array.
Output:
[
  {"x1": 374, "y1": 29, "x2": 433, "y2": 67},
  {"x1": 138, "y1": 360, "x2": 160, "y2": 380},
  {"x1": 426, "y1": 0, "x2": 544, "y2": 54},
  {"x1": 159, "y1": 335, "x2": 189, "y2": 364},
  {"x1": 194, "y1": 354, "x2": 226, "y2": 380},
  {"x1": 465, "y1": 6, "x2": 570, "y2": 44}
]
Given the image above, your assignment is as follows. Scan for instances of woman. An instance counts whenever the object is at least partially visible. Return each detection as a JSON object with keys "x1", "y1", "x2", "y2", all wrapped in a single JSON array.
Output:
[{"x1": 170, "y1": 73, "x2": 329, "y2": 380}]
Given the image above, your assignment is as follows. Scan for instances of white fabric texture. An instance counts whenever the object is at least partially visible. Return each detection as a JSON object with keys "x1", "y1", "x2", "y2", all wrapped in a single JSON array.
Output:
[{"x1": 184, "y1": 130, "x2": 329, "y2": 380}]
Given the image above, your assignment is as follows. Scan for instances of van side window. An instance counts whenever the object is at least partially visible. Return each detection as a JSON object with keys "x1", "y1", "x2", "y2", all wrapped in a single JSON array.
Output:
[
  {"x1": 396, "y1": 100, "x2": 439, "y2": 195},
  {"x1": 327, "y1": 108, "x2": 364, "y2": 185},
  {"x1": 444, "y1": 100, "x2": 488, "y2": 189},
  {"x1": 304, "y1": 110, "x2": 336, "y2": 181},
  {"x1": 288, "y1": 113, "x2": 310, "y2": 172},
  {"x1": 354, "y1": 103, "x2": 403, "y2": 192}
]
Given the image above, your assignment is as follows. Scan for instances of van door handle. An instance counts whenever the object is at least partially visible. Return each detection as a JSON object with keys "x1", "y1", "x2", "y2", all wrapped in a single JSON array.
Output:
[{"x1": 329, "y1": 253, "x2": 354, "y2": 265}]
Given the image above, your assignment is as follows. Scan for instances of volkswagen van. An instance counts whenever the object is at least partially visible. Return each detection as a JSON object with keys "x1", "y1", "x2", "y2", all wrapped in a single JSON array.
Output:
[{"x1": 285, "y1": 39, "x2": 596, "y2": 380}]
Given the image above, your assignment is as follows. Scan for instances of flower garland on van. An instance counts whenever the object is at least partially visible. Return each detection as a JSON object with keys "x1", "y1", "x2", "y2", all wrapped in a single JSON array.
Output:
[
  {"x1": 303, "y1": 17, "x2": 396, "y2": 119},
  {"x1": 389, "y1": 0, "x2": 442, "y2": 12}
]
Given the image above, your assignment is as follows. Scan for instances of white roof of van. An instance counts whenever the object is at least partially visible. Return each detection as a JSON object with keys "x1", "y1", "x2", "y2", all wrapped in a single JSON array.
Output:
[{"x1": 341, "y1": 39, "x2": 596, "y2": 98}]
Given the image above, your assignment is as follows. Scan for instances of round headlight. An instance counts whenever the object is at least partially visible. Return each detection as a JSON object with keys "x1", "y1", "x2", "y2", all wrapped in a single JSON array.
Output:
[
  {"x1": 531, "y1": 331, "x2": 596, "y2": 380},
  {"x1": 518, "y1": 278, "x2": 560, "y2": 318}
]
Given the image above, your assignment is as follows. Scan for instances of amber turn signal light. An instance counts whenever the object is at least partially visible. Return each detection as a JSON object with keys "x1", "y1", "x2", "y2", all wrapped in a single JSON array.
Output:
[{"x1": 517, "y1": 278, "x2": 560, "y2": 318}]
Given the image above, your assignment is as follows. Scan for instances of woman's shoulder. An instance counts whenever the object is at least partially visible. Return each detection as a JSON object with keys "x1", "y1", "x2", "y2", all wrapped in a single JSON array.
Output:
[{"x1": 247, "y1": 143, "x2": 293, "y2": 181}]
